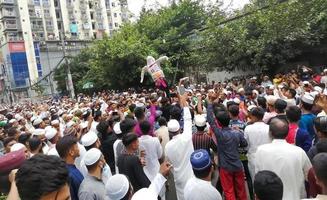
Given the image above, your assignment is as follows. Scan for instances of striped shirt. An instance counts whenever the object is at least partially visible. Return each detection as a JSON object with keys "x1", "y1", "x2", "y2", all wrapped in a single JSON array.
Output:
[{"x1": 192, "y1": 131, "x2": 217, "y2": 155}]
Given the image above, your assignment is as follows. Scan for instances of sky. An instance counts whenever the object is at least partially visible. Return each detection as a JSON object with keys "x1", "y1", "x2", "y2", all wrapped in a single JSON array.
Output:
[{"x1": 127, "y1": 0, "x2": 250, "y2": 18}]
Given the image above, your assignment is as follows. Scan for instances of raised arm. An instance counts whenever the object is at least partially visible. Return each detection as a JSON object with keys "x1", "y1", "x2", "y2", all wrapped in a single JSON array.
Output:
[
  {"x1": 206, "y1": 92, "x2": 221, "y2": 139},
  {"x1": 140, "y1": 66, "x2": 148, "y2": 83},
  {"x1": 180, "y1": 94, "x2": 192, "y2": 141},
  {"x1": 155, "y1": 56, "x2": 168, "y2": 65}
]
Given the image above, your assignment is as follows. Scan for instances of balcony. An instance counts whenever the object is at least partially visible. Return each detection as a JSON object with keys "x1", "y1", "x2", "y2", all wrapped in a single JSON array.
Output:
[
  {"x1": 32, "y1": 25, "x2": 44, "y2": 31},
  {"x1": 42, "y1": 1, "x2": 51, "y2": 7},
  {"x1": 4, "y1": 21, "x2": 17, "y2": 30},
  {"x1": 46, "y1": 25, "x2": 53, "y2": 31},
  {"x1": 97, "y1": 24, "x2": 105, "y2": 30},
  {"x1": 44, "y1": 13, "x2": 51, "y2": 18},
  {"x1": 1, "y1": 10, "x2": 15, "y2": 18},
  {"x1": 0, "y1": 0, "x2": 14, "y2": 5}
]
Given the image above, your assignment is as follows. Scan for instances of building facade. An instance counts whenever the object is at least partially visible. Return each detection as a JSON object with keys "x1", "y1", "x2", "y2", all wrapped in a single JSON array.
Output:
[{"x1": 0, "y1": 0, "x2": 131, "y2": 103}]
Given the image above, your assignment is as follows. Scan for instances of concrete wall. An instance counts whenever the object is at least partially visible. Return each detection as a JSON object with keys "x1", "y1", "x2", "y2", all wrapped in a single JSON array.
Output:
[{"x1": 207, "y1": 69, "x2": 260, "y2": 83}]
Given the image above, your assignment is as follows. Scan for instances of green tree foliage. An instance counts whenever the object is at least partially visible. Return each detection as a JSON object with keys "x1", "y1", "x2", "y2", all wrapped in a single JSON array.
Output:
[{"x1": 54, "y1": 0, "x2": 327, "y2": 92}]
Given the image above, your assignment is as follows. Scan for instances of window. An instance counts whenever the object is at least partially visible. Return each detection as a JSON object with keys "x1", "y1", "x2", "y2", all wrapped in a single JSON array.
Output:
[
  {"x1": 114, "y1": 22, "x2": 118, "y2": 27},
  {"x1": 92, "y1": 22, "x2": 95, "y2": 29},
  {"x1": 57, "y1": 22, "x2": 62, "y2": 30},
  {"x1": 114, "y1": 13, "x2": 117, "y2": 17},
  {"x1": 112, "y1": 2, "x2": 115, "y2": 7},
  {"x1": 90, "y1": 12, "x2": 94, "y2": 20},
  {"x1": 46, "y1": 21, "x2": 52, "y2": 26},
  {"x1": 54, "y1": 0, "x2": 58, "y2": 7},
  {"x1": 55, "y1": 10, "x2": 60, "y2": 18}
]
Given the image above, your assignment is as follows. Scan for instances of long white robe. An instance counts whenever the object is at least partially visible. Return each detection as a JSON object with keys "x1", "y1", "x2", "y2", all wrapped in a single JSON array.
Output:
[
  {"x1": 255, "y1": 139, "x2": 312, "y2": 200},
  {"x1": 165, "y1": 107, "x2": 194, "y2": 200}
]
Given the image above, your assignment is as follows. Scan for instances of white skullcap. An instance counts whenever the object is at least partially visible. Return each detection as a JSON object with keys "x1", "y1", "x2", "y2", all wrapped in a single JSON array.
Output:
[
  {"x1": 45, "y1": 127, "x2": 57, "y2": 140},
  {"x1": 113, "y1": 122, "x2": 122, "y2": 135},
  {"x1": 40, "y1": 112, "x2": 48, "y2": 120},
  {"x1": 265, "y1": 95, "x2": 278, "y2": 105},
  {"x1": 233, "y1": 98, "x2": 241, "y2": 104},
  {"x1": 136, "y1": 103, "x2": 145, "y2": 108},
  {"x1": 106, "y1": 174, "x2": 130, "y2": 200},
  {"x1": 268, "y1": 85, "x2": 275, "y2": 90},
  {"x1": 303, "y1": 68, "x2": 309, "y2": 72},
  {"x1": 9, "y1": 119, "x2": 17, "y2": 124},
  {"x1": 84, "y1": 148, "x2": 102, "y2": 166},
  {"x1": 81, "y1": 131, "x2": 98, "y2": 147},
  {"x1": 10, "y1": 143, "x2": 25, "y2": 152},
  {"x1": 324, "y1": 69, "x2": 327, "y2": 73},
  {"x1": 131, "y1": 188, "x2": 157, "y2": 200},
  {"x1": 237, "y1": 88, "x2": 244, "y2": 93},
  {"x1": 301, "y1": 94, "x2": 315, "y2": 105},
  {"x1": 33, "y1": 118, "x2": 43, "y2": 126},
  {"x1": 15, "y1": 114, "x2": 24, "y2": 121},
  {"x1": 33, "y1": 128, "x2": 46, "y2": 136},
  {"x1": 51, "y1": 119, "x2": 60, "y2": 125},
  {"x1": 194, "y1": 115, "x2": 206, "y2": 127},
  {"x1": 66, "y1": 121, "x2": 75, "y2": 129},
  {"x1": 303, "y1": 81, "x2": 310, "y2": 85},
  {"x1": 252, "y1": 90, "x2": 259, "y2": 95},
  {"x1": 314, "y1": 86, "x2": 323, "y2": 93},
  {"x1": 167, "y1": 119, "x2": 180, "y2": 132},
  {"x1": 247, "y1": 105, "x2": 257, "y2": 112}
]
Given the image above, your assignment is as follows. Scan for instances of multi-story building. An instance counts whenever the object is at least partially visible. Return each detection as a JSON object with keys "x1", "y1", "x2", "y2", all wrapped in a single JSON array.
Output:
[{"x1": 0, "y1": 0, "x2": 130, "y2": 102}]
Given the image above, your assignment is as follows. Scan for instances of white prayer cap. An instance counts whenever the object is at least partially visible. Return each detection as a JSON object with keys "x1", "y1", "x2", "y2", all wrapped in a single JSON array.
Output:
[
  {"x1": 84, "y1": 148, "x2": 102, "y2": 166},
  {"x1": 233, "y1": 98, "x2": 241, "y2": 104},
  {"x1": 136, "y1": 102, "x2": 145, "y2": 108},
  {"x1": 194, "y1": 115, "x2": 206, "y2": 127},
  {"x1": 301, "y1": 94, "x2": 315, "y2": 105},
  {"x1": 106, "y1": 174, "x2": 130, "y2": 200},
  {"x1": 40, "y1": 112, "x2": 48, "y2": 120},
  {"x1": 324, "y1": 69, "x2": 327, "y2": 73},
  {"x1": 268, "y1": 85, "x2": 275, "y2": 90},
  {"x1": 310, "y1": 91, "x2": 319, "y2": 98},
  {"x1": 33, "y1": 129, "x2": 46, "y2": 136},
  {"x1": 9, "y1": 119, "x2": 17, "y2": 124},
  {"x1": 33, "y1": 118, "x2": 43, "y2": 126},
  {"x1": 247, "y1": 105, "x2": 257, "y2": 112},
  {"x1": 45, "y1": 127, "x2": 57, "y2": 140},
  {"x1": 10, "y1": 143, "x2": 25, "y2": 152},
  {"x1": 314, "y1": 86, "x2": 323, "y2": 93},
  {"x1": 66, "y1": 121, "x2": 75, "y2": 129},
  {"x1": 51, "y1": 119, "x2": 60, "y2": 125},
  {"x1": 167, "y1": 119, "x2": 180, "y2": 132},
  {"x1": 237, "y1": 88, "x2": 244, "y2": 93},
  {"x1": 303, "y1": 68, "x2": 309, "y2": 72},
  {"x1": 113, "y1": 122, "x2": 122, "y2": 135},
  {"x1": 265, "y1": 95, "x2": 278, "y2": 105},
  {"x1": 131, "y1": 188, "x2": 157, "y2": 200},
  {"x1": 15, "y1": 114, "x2": 24, "y2": 121},
  {"x1": 252, "y1": 90, "x2": 259, "y2": 95},
  {"x1": 303, "y1": 81, "x2": 310, "y2": 85},
  {"x1": 81, "y1": 131, "x2": 98, "y2": 147}
]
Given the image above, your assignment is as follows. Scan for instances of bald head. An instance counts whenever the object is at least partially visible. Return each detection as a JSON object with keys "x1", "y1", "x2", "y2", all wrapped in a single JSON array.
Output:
[{"x1": 269, "y1": 118, "x2": 289, "y2": 139}]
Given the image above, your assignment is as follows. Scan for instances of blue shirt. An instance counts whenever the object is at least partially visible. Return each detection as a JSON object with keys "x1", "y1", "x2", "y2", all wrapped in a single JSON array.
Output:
[
  {"x1": 295, "y1": 128, "x2": 312, "y2": 152},
  {"x1": 299, "y1": 113, "x2": 316, "y2": 141},
  {"x1": 207, "y1": 104, "x2": 248, "y2": 171},
  {"x1": 67, "y1": 164, "x2": 84, "y2": 200}
]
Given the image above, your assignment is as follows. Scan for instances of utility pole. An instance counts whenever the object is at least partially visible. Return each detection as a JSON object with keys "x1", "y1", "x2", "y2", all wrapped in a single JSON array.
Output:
[
  {"x1": 60, "y1": 32, "x2": 75, "y2": 99},
  {"x1": 59, "y1": 0, "x2": 75, "y2": 99}
]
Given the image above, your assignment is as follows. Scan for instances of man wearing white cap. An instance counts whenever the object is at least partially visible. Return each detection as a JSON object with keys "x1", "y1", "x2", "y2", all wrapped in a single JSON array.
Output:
[
  {"x1": 81, "y1": 131, "x2": 101, "y2": 151},
  {"x1": 33, "y1": 117, "x2": 46, "y2": 129},
  {"x1": 10, "y1": 143, "x2": 30, "y2": 159},
  {"x1": 33, "y1": 128, "x2": 50, "y2": 154},
  {"x1": 299, "y1": 94, "x2": 317, "y2": 142},
  {"x1": 192, "y1": 115, "x2": 216, "y2": 155},
  {"x1": 184, "y1": 149, "x2": 222, "y2": 200},
  {"x1": 45, "y1": 127, "x2": 59, "y2": 150},
  {"x1": 106, "y1": 161, "x2": 172, "y2": 200},
  {"x1": 78, "y1": 148, "x2": 108, "y2": 200},
  {"x1": 165, "y1": 94, "x2": 194, "y2": 200}
]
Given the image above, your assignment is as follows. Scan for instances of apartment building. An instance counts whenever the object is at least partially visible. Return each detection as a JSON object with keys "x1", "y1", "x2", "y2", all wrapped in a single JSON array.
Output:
[{"x1": 0, "y1": 0, "x2": 131, "y2": 102}]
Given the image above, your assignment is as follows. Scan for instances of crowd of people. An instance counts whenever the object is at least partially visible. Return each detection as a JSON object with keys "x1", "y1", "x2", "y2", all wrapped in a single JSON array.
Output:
[{"x1": 1, "y1": 66, "x2": 327, "y2": 200}]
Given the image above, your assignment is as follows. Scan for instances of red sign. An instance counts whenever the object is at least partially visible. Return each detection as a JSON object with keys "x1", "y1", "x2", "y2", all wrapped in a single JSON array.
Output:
[{"x1": 9, "y1": 42, "x2": 25, "y2": 53}]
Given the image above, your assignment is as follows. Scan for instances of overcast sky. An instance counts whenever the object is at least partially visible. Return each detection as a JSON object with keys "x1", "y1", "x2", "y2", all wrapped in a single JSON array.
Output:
[{"x1": 127, "y1": 0, "x2": 250, "y2": 18}]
